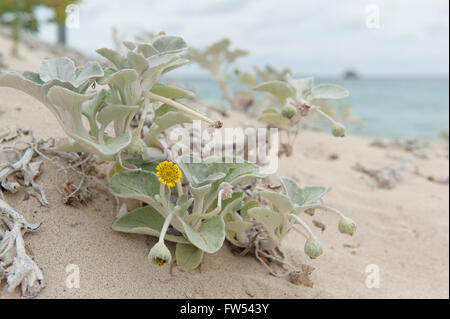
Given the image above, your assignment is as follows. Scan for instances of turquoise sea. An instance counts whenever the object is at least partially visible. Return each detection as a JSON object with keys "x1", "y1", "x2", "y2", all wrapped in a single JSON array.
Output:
[{"x1": 177, "y1": 77, "x2": 449, "y2": 140}]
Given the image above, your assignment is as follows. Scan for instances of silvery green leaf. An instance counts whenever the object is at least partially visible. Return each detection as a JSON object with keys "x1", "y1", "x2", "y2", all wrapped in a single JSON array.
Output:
[
  {"x1": 311, "y1": 84, "x2": 349, "y2": 100},
  {"x1": 253, "y1": 81, "x2": 296, "y2": 105},
  {"x1": 220, "y1": 192, "x2": 244, "y2": 217},
  {"x1": 109, "y1": 171, "x2": 161, "y2": 204},
  {"x1": 81, "y1": 89, "x2": 107, "y2": 136},
  {"x1": 258, "y1": 110, "x2": 291, "y2": 129},
  {"x1": 176, "y1": 215, "x2": 225, "y2": 254},
  {"x1": 38, "y1": 57, "x2": 76, "y2": 83},
  {"x1": 0, "y1": 71, "x2": 48, "y2": 107},
  {"x1": 105, "y1": 69, "x2": 139, "y2": 89},
  {"x1": 137, "y1": 43, "x2": 158, "y2": 58},
  {"x1": 208, "y1": 38, "x2": 230, "y2": 55},
  {"x1": 150, "y1": 84, "x2": 195, "y2": 99},
  {"x1": 47, "y1": 86, "x2": 132, "y2": 158},
  {"x1": 152, "y1": 35, "x2": 187, "y2": 54},
  {"x1": 226, "y1": 49, "x2": 248, "y2": 63},
  {"x1": 237, "y1": 72, "x2": 257, "y2": 86},
  {"x1": 97, "y1": 104, "x2": 139, "y2": 128},
  {"x1": 177, "y1": 158, "x2": 226, "y2": 188},
  {"x1": 287, "y1": 75, "x2": 314, "y2": 100},
  {"x1": 142, "y1": 147, "x2": 167, "y2": 162},
  {"x1": 96, "y1": 48, "x2": 129, "y2": 69},
  {"x1": 124, "y1": 158, "x2": 158, "y2": 172},
  {"x1": 162, "y1": 58, "x2": 190, "y2": 74},
  {"x1": 259, "y1": 191, "x2": 294, "y2": 215},
  {"x1": 225, "y1": 220, "x2": 253, "y2": 247},
  {"x1": 144, "y1": 104, "x2": 193, "y2": 147},
  {"x1": 73, "y1": 61, "x2": 104, "y2": 88},
  {"x1": 175, "y1": 196, "x2": 194, "y2": 216},
  {"x1": 175, "y1": 243, "x2": 204, "y2": 270},
  {"x1": 280, "y1": 177, "x2": 329, "y2": 210},
  {"x1": 247, "y1": 207, "x2": 282, "y2": 242},
  {"x1": 54, "y1": 138, "x2": 87, "y2": 153},
  {"x1": 127, "y1": 51, "x2": 149, "y2": 74},
  {"x1": 38, "y1": 57, "x2": 103, "y2": 91},
  {"x1": 123, "y1": 41, "x2": 136, "y2": 50},
  {"x1": 239, "y1": 200, "x2": 260, "y2": 217},
  {"x1": 141, "y1": 54, "x2": 183, "y2": 91},
  {"x1": 112, "y1": 206, "x2": 189, "y2": 244}
]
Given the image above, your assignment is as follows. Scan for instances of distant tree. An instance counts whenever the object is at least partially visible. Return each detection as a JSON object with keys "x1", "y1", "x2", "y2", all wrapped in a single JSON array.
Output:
[
  {"x1": 0, "y1": 0, "x2": 40, "y2": 56},
  {"x1": 41, "y1": 0, "x2": 81, "y2": 45}
]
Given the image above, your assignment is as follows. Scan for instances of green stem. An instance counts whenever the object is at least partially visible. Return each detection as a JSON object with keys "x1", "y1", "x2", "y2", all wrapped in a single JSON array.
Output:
[
  {"x1": 146, "y1": 92, "x2": 218, "y2": 126},
  {"x1": 158, "y1": 211, "x2": 174, "y2": 244},
  {"x1": 290, "y1": 214, "x2": 315, "y2": 238},
  {"x1": 314, "y1": 107, "x2": 337, "y2": 125}
]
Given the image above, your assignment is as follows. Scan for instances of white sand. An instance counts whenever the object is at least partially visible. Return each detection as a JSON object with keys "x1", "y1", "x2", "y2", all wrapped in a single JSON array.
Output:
[{"x1": 1, "y1": 34, "x2": 449, "y2": 299}]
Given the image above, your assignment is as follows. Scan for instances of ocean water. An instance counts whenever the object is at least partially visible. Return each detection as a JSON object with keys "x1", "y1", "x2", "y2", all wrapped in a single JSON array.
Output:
[{"x1": 177, "y1": 77, "x2": 449, "y2": 140}]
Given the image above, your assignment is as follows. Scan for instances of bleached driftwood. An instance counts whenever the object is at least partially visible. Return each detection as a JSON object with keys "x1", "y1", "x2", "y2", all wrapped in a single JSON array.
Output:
[{"x1": 0, "y1": 199, "x2": 43, "y2": 297}]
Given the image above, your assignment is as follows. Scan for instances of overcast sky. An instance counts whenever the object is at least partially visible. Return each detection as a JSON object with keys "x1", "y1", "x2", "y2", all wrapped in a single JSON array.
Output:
[{"x1": 36, "y1": 0, "x2": 449, "y2": 77}]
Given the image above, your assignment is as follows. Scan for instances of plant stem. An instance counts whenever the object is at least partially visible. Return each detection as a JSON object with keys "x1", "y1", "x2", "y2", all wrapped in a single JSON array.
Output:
[
  {"x1": 146, "y1": 92, "x2": 218, "y2": 126},
  {"x1": 158, "y1": 211, "x2": 174, "y2": 244},
  {"x1": 135, "y1": 96, "x2": 150, "y2": 139},
  {"x1": 317, "y1": 205, "x2": 345, "y2": 218},
  {"x1": 314, "y1": 107, "x2": 337, "y2": 125},
  {"x1": 290, "y1": 214, "x2": 315, "y2": 238}
]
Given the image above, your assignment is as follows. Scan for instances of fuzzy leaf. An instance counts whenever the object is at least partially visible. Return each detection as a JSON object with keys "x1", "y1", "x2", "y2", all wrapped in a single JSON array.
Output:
[
  {"x1": 259, "y1": 191, "x2": 294, "y2": 215},
  {"x1": 177, "y1": 215, "x2": 225, "y2": 254},
  {"x1": 247, "y1": 207, "x2": 282, "y2": 241},
  {"x1": 38, "y1": 57, "x2": 103, "y2": 91},
  {"x1": 127, "y1": 51, "x2": 149, "y2": 74},
  {"x1": 280, "y1": 177, "x2": 329, "y2": 209},
  {"x1": 109, "y1": 171, "x2": 161, "y2": 204},
  {"x1": 253, "y1": 81, "x2": 296, "y2": 105},
  {"x1": 175, "y1": 243, "x2": 204, "y2": 270},
  {"x1": 150, "y1": 84, "x2": 195, "y2": 99},
  {"x1": 311, "y1": 84, "x2": 349, "y2": 100},
  {"x1": 137, "y1": 44, "x2": 158, "y2": 58},
  {"x1": 112, "y1": 206, "x2": 188, "y2": 243},
  {"x1": 258, "y1": 111, "x2": 291, "y2": 129},
  {"x1": 96, "y1": 48, "x2": 129, "y2": 69},
  {"x1": 152, "y1": 35, "x2": 187, "y2": 54}
]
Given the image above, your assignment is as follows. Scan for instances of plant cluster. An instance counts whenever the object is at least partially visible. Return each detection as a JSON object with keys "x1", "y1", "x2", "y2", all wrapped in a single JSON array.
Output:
[
  {"x1": 189, "y1": 38, "x2": 249, "y2": 105},
  {"x1": 0, "y1": 33, "x2": 356, "y2": 290}
]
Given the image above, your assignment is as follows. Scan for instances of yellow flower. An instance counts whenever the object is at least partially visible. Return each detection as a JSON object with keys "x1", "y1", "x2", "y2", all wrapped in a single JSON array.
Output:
[{"x1": 156, "y1": 161, "x2": 182, "y2": 187}]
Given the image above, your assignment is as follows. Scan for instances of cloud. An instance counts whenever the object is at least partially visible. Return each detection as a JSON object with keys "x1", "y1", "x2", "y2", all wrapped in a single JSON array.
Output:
[{"x1": 36, "y1": 0, "x2": 449, "y2": 76}]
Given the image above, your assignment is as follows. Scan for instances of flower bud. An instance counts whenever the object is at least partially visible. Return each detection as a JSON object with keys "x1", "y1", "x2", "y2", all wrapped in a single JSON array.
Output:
[
  {"x1": 338, "y1": 216, "x2": 356, "y2": 236},
  {"x1": 281, "y1": 104, "x2": 298, "y2": 119},
  {"x1": 125, "y1": 138, "x2": 146, "y2": 156},
  {"x1": 331, "y1": 123, "x2": 346, "y2": 137},
  {"x1": 304, "y1": 208, "x2": 315, "y2": 216},
  {"x1": 148, "y1": 242, "x2": 172, "y2": 267},
  {"x1": 304, "y1": 236, "x2": 323, "y2": 259}
]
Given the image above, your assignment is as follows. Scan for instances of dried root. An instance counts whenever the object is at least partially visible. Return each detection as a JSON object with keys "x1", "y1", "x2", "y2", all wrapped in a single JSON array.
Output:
[
  {"x1": 0, "y1": 199, "x2": 43, "y2": 297},
  {"x1": 353, "y1": 162, "x2": 407, "y2": 189},
  {"x1": 231, "y1": 222, "x2": 315, "y2": 287},
  {"x1": 1, "y1": 127, "x2": 106, "y2": 207},
  {"x1": 370, "y1": 138, "x2": 429, "y2": 159}
]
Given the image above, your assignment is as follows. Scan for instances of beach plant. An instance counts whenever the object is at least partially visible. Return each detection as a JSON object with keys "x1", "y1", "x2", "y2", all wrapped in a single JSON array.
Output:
[
  {"x1": 189, "y1": 38, "x2": 249, "y2": 106},
  {"x1": 222, "y1": 176, "x2": 356, "y2": 283},
  {"x1": 0, "y1": 0, "x2": 39, "y2": 56},
  {"x1": 254, "y1": 75, "x2": 349, "y2": 136},
  {"x1": 252, "y1": 75, "x2": 349, "y2": 156},
  {"x1": 109, "y1": 156, "x2": 266, "y2": 270},
  {"x1": 0, "y1": 34, "x2": 220, "y2": 165}
]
